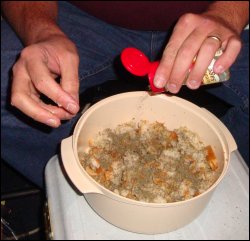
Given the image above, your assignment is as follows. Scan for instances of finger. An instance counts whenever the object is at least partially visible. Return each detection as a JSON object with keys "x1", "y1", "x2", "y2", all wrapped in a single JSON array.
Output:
[
  {"x1": 60, "y1": 51, "x2": 80, "y2": 104},
  {"x1": 11, "y1": 76, "x2": 61, "y2": 127},
  {"x1": 12, "y1": 61, "x2": 74, "y2": 124},
  {"x1": 166, "y1": 21, "x2": 216, "y2": 93},
  {"x1": 186, "y1": 36, "x2": 220, "y2": 89},
  {"x1": 13, "y1": 94, "x2": 61, "y2": 127},
  {"x1": 213, "y1": 36, "x2": 242, "y2": 74},
  {"x1": 27, "y1": 59, "x2": 79, "y2": 115},
  {"x1": 154, "y1": 14, "x2": 200, "y2": 89},
  {"x1": 40, "y1": 102, "x2": 76, "y2": 120},
  {"x1": 28, "y1": 87, "x2": 76, "y2": 120}
]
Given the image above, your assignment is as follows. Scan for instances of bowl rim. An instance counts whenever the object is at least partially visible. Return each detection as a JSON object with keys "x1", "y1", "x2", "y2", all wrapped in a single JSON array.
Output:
[{"x1": 70, "y1": 91, "x2": 232, "y2": 207}]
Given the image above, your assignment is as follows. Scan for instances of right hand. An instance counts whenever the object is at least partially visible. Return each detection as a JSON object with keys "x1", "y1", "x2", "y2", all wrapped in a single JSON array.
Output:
[
  {"x1": 11, "y1": 34, "x2": 80, "y2": 127},
  {"x1": 154, "y1": 12, "x2": 242, "y2": 93}
]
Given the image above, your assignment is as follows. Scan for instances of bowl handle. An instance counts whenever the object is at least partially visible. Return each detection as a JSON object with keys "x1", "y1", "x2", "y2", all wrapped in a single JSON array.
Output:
[
  {"x1": 61, "y1": 136, "x2": 103, "y2": 194},
  {"x1": 201, "y1": 108, "x2": 237, "y2": 153}
]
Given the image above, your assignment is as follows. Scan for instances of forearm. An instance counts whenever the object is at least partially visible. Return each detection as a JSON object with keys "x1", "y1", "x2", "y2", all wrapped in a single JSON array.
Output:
[
  {"x1": 204, "y1": 1, "x2": 249, "y2": 34},
  {"x1": 1, "y1": 1, "x2": 65, "y2": 45}
]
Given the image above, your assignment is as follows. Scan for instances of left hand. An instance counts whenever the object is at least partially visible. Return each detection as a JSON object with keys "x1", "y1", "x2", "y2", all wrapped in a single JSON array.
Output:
[
  {"x1": 153, "y1": 12, "x2": 242, "y2": 93},
  {"x1": 11, "y1": 34, "x2": 80, "y2": 127}
]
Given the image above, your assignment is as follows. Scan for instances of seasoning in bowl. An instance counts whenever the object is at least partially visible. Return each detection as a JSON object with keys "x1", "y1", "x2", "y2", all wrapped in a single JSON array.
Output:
[{"x1": 78, "y1": 120, "x2": 219, "y2": 203}]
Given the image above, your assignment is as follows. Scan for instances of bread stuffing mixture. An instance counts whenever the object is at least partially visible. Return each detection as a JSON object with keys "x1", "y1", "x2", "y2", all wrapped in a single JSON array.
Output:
[{"x1": 78, "y1": 120, "x2": 219, "y2": 203}]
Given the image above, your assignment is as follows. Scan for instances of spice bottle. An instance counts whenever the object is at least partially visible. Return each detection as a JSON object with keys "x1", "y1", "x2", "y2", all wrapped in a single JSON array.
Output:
[
  {"x1": 121, "y1": 47, "x2": 230, "y2": 93},
  {"x1": 188, "y1": 49, "x2": 230, "y2": 85}
]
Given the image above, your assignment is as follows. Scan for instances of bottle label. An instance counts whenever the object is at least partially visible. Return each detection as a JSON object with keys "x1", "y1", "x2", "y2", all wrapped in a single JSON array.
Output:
[
  {"x1": 189, "y1": 49, "x2": 229, "y2": 85},
  {"x1": 203, "y1": 58, "x2": 221, "y2": 84}
]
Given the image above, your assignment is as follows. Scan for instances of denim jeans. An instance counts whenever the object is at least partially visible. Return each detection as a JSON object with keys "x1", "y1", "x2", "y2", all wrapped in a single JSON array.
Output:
[{"x1": 1, "y1": 1, "x2": 249, "y2": 188}]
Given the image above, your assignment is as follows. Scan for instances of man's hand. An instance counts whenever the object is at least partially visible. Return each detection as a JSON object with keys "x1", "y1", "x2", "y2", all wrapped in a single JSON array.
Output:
[
  {"x1": 154, "y1": 1, "x2": 249, "y2": 93},
  {"x1": 2, "y1": 1, "x2": 80, "y2": 127},
  {"x1": 11, "y1": 34, "x2": 80, "y2": 127}
]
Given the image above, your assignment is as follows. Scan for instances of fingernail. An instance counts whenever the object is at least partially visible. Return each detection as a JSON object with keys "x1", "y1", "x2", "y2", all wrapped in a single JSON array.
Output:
[
  {"x1": 166, "y1": 83, "x2": 178, "y2": 93},
  {"x1": 67, "y1": 103, "x2": 78, "y2": 114},
  {"x1": 154, "y1": 76, "x2": 165, "y2": 88},
  {"x1": 187, "y1": 79, "x2": 199, "y2": 89},
  {"x1": 47, "y1": 118, "x2": 59, "y2": 127},
  {"x1": 214, "y1": 65, "x2": 224, "y2": 74}
]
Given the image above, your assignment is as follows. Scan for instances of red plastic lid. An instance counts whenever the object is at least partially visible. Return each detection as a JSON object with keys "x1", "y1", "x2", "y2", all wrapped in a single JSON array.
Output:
[
  {"x1": 121, "y1": 47, "x2": 165, "y2": 93},
  {"x1": 121, "y1": 47, "x2": 150, "y2": 76}
]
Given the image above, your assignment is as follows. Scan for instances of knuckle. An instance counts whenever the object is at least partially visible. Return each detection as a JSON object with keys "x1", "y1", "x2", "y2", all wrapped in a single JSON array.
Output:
[
  {"x1": 12, "y1": 62, "x2": 21, "y2": 74},
  {"x1": 203, "y1": 18, "x2": 217, "y2": 29},
  {"x1": 19, "y1": 46, "x2": 33, "y2": 59},
  {"x1": 72, "y1": 53, "x2": 80, "y2": 65},
  {"x1": 10, "y1": 92, "x2": 22, "y2": 107},
  {"x1": 34, "y1": 78, "x2": 47, "y2": 92},
  {"x1": 72, "y1": 44, "x2": 79, "y2": 57},
  {"x1": 178, "y1": 13, "x2": 197, "y2": 26},
  {"x1": 61, "y1": 50, "x2": 79, "y2": 64},
  {"x1": 75, "y1": 53, "x2": 80, "y2": 64},
  {"x1": 60, "y1": 51, "x2": 70, "y2": 59},
  {"x1": 20, "y1": 45, "x2": 42, "y2": 61},
  {"x1": 71, "y1": 42, "x2": 79, "y2": 54},
  {"x1": 231, "y1": 37, "x2": 242, "y2": 50}
]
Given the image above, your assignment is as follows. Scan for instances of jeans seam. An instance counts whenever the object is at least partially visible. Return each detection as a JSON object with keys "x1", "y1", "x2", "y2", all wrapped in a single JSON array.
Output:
[
  {"x1": 225, "y1": 81, "x2": 249, "y2": 111},
  {"x1": 79, "y1": 59, "x2": 113, "y2": 81},
  {"x1": 226, "y1": 107, "x2": 234, "y2": 124},
  {"x1": 150, "y1": 31, "x2": 154, "y2": 61}
]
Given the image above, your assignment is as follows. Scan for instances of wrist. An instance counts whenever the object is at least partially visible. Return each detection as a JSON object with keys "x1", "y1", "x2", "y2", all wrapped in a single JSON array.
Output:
[
  {"x1": 204, "y1": 1, "x2": 249, "y2": 35},
  {"x1": 1, "y1": 1, "x2": 63, "y2": 45},
  {"x1": 23, "y1": 21, "x2": 66, "y2": 45}
]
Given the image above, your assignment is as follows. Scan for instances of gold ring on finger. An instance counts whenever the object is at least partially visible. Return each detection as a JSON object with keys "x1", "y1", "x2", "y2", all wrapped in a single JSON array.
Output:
[{"x1": 207, "y1": 35, "x2": 222, "y2": 49}]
